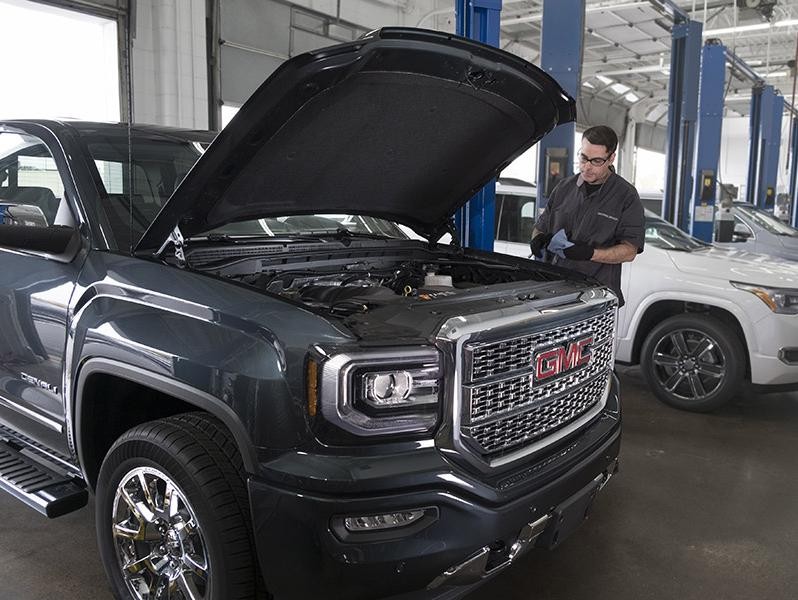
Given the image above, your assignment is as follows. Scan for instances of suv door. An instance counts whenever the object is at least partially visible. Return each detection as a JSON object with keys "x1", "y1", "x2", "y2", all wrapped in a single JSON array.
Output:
[{"x1": 0, "y1": 126, "x2": 84, "y2": 457}]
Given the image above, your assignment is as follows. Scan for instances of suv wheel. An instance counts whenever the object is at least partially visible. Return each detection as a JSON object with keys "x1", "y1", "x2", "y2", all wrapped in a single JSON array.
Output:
[
  {"x1": 96, "y1": 413, "x2": 257, "y2": 600},
  {"x1": 640, "y1": 314, "x2": 744, "y2": 412}
]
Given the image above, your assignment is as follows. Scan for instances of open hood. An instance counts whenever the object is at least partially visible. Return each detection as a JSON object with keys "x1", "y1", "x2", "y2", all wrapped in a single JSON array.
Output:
[{"x1": 135, "y1": 27, "x2": 575, "y2": 253}]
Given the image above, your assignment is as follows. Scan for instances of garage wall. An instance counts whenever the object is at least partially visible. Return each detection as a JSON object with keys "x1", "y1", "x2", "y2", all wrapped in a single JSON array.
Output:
[{"x1": 218, "y1": 0, "x2": 442, "y2": 109}]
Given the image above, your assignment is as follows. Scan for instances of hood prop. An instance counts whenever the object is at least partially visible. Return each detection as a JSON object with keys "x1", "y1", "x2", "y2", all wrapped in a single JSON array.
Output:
[{"x1": 155, "y1": 225, "x2": 188, "y2": 268}]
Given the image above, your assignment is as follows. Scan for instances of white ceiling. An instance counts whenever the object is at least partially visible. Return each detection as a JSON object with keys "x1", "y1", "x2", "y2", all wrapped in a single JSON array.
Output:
[{"x1": 498, "y1": 0, "x2": 798, "y2": 118}]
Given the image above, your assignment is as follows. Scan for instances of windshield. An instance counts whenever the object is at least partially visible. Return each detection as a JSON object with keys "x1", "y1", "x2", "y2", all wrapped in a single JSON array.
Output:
[
  {"x1": 736, "y1": 206, "x2": 798, "y2": 237},
  {"x1": 203, "y1": 214, "x2": 408, "y2": 239},
  {"x1": 78, "y1": 126, "x2": 407, "y2": 250},
  {"x1": 645, "y1": 217, "x2": 709, "y2": 251}
]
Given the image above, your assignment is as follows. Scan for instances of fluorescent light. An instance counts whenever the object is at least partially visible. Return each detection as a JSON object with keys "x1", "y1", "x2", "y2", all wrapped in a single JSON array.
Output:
[
  {"x1": 596, "y1": 74, "x2": 614, "y2": 85},
  {"x1": 703, "y1": 23, "x2": 770, "y2": 36},
  {"x1": 775, "y1": 19, "x2": 798, "y2": 27},
  {"x1": 764, "y1": 71, "x2": 787, "y2": 78},
  {"x1": 582, "y1": 81, "x2": 596, "y2": 89},
  {"x1": 625, "y1": 92, "x2": 640, "y2": 102},
  {"x1": 610, "y1": 82, "x2": 631, "y2": 94}
]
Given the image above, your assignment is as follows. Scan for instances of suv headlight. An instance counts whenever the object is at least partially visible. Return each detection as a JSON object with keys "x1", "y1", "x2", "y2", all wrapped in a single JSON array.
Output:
[
  {"x1": 731, "y1": 282, "x2": 798, "y2": 314},
  {"x1": 312, "y1": 347, "x2": 441, "y2": 436}
]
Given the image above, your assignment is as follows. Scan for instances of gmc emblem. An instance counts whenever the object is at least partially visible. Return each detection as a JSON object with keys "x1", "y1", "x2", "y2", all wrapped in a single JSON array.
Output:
[{"x1": 534, "y1": 336, "x2": 594, "y2": 381}]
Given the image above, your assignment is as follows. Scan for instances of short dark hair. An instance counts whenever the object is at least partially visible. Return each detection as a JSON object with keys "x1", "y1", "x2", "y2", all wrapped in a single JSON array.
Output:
[{"x1": 582, "y1": 126, "x2": 618, "y2": 154}]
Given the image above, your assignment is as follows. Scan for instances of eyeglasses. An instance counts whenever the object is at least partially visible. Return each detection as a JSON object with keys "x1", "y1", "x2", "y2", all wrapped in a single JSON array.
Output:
[{"x1": 579, "y1": 153, "x2": 611, "y2": 166}]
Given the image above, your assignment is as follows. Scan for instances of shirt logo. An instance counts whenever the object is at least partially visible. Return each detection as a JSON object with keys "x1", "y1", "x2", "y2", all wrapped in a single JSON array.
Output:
[
  {"x1": 533, "y1": 336, "x2": 594, "y2": 381},
  {"x1": 597, "y1": 212, "x2": 619, "y2": 221}
]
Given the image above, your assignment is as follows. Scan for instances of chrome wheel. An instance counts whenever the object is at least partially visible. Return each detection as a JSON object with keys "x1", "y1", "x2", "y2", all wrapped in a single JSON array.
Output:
[
  {"x1": 112, "y1": 466, "x2": 209, "y2": 600},
  {"x1": 650, "y1": 328, "x2": 726, "y2": 401}
]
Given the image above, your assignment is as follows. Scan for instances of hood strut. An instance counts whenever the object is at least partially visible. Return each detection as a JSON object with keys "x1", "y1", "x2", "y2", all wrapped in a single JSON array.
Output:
[{"x1": 156, "y1": 225, "x2": 187, "y2": 267}]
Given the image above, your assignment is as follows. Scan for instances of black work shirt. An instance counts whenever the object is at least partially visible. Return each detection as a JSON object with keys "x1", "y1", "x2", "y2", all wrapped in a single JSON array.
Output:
[{"x1": 534, "y1": 171, "x2": 644, "y2": 306}]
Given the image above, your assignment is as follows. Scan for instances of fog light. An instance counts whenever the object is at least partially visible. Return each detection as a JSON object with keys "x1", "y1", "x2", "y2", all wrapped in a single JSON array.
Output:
[{"x1": 344, "y1": 510, "x2": 425, "y2": 532}]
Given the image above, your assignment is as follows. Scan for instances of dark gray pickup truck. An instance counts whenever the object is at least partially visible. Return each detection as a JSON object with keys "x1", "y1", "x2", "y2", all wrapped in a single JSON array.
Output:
[{"x1": 0, "y1": 28, "x2": 620, "y2": 600}]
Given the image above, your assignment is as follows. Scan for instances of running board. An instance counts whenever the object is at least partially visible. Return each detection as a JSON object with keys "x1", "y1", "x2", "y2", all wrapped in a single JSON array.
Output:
[{"x1": 0, "y1": 440, "x2": 87, "y2": 517}]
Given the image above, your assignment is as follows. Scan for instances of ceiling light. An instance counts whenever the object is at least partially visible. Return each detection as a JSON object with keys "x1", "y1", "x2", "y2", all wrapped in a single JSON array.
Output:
[
  {"x1": 764, "y1": 71, "x2": 787, "y2": 78},
  {"x1": 774, "y1": 19, "x2": 798, "y2": 27},
  {"x1": 582, "y1": 81, "x2": 596, "y2": 89},
  {"x1": 596, "y1": 74, "x2": 614, "y2": 85},
  {"x1": 610, "y1": 83, "x2": 631, "y2": 94},
  {"x1": 703, "y1": 23, "x2": 770, "y2": 36},
  {"x1": 625, "y1": 92, "x2": 640, "y2": 102}
]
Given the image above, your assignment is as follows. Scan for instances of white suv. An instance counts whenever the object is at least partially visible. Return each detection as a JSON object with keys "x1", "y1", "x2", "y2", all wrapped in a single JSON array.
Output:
[{"x1": 494, "y1": 181, "x2": 798, "y2": 412}]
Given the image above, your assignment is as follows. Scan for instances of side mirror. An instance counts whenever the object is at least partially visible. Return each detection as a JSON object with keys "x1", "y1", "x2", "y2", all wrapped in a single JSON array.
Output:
[
  {"x1": 732, "y1": 224, "x2": 752, "y2": 242},
  {"x1": 0, "y1": 224, "x2": 79, "y2": 256}
]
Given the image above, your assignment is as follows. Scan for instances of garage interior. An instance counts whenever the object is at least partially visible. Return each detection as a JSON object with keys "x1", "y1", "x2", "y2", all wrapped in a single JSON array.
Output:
[{"x1": 1, "y1": 1, "x2": 798, "y2": 599}]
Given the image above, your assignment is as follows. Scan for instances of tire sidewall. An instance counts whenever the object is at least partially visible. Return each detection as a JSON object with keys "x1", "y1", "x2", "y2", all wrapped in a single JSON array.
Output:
[
  {"x1": 96, "y1": 439, "x2": 228, "y2": 600},
  {"x1": 640, "y1": 314, "x2": 744, "y2": 412}
]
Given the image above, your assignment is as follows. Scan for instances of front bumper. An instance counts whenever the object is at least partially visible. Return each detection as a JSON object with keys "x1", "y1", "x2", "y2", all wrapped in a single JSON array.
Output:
[
  {"x1": 249, "y1": 374, "x2": 621, "y2": 600},
  {"x1": 749, "y1": 312, "x2": 798, "y2": 385}
]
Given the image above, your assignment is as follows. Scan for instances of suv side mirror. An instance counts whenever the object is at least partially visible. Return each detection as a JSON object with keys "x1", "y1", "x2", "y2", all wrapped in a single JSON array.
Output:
[
  {"x1": 732, "y1": 224, "x2": 752, "y2": 242},
  {"x1": 0, "y1": 224, "x2": 79, "y2": 256}
]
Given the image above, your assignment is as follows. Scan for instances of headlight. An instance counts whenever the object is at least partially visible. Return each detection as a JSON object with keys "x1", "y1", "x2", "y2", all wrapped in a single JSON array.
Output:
[
  {"x1": 731, "y1": 282, "x2": 798, "y2": 314},
  {"x1": 312, "y1": 347, "x2": 441, "y2": 436}
]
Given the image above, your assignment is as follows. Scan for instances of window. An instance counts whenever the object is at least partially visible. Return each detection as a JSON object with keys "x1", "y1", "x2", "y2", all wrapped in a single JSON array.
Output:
[
  {"x1": 495, "y1": 193, "x2": 536, "y2": 243},
  {"x1": 0, "y1": 131, "x2": 71, "y2": 228}
]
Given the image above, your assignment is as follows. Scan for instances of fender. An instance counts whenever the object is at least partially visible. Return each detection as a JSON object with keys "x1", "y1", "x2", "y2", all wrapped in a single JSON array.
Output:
[
  {"x1": 74, "y1": 358, "x2": 259, "y2": 476},
  {"x1": 616, "y1": 290, "x2": 754, "y2": 364}
]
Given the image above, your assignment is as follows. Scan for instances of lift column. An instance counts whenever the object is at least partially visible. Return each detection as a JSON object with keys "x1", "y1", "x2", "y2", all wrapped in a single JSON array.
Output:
[
  {"x1": 790, "y1": 119, "x2": 798, "y2": 227},
  {"x1": 690, "y1": 40, "x2": 725, "y2": 242},
  {"x1": 662, "y1": 18, "x2": 702, "y2": 231},
  {"x1": 746, "y1": 84, "x2": 781, "y2": 208},
  {"x1": 454, "y1": 0, "x2": 502, "y2": 250},
  {"x1": 535, "y1": 0, "x2": 585, "y2": 213},
  {"x1": 761, "y1": 93, "x2": 784, "y2": 210}
]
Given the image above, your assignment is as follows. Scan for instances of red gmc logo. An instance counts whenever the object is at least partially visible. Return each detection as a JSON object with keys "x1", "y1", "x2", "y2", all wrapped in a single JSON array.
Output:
[{"x1": 534, "y1": 336, "x2": 594, "y2": 381}]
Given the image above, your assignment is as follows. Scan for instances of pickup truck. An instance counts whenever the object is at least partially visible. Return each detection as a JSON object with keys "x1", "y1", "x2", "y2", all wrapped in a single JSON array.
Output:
[{"x1": 0, "y1": 28, "x2": 621, "y2": 600}]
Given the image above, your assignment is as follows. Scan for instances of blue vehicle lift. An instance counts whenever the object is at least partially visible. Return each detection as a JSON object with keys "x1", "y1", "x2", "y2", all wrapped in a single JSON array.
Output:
[
  {"x1": 454, "y1": 0, "x2": 502, "y2": 250},
  {"x1": 535, "y1": 0, "x2": 585, "y2": 213},
  {"x1": 790, "y1": 118, "x2": 798, "y2": 228},
  {"x1": 747, "y1": 85, "x2": 783, "y2": 209},
  {"x1": 662, "y1": 18, "x2": 702, "y2": 232},
  {"x1": 690, "y1": 40, "x2": 725, "y2": 242}
]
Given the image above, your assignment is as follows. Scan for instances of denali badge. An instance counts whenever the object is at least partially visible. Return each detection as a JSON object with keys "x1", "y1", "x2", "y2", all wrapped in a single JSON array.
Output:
[{"x1": 534, "y1": 336, "x2": 593, "y2": 381}]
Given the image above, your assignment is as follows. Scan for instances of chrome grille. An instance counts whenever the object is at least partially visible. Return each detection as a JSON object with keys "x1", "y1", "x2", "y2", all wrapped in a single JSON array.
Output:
[
  {"x1": 461, "y1": 303, "x2": 616, "y2": 459},
  {"x1": 464, "y1": 373, "x2": 610, "y2": 455},
  {"x1": 468, "y1": 311, "x2": 615, "y2": 381}
]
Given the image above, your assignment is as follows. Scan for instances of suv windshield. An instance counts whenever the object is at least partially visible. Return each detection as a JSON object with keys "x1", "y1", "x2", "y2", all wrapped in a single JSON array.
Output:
[
  {"x1": 645, "y1": 217, "x2": 710, "y2": 251},
  {"x1": 736, "y1": 205, "x2": 798, "y2": 237}
]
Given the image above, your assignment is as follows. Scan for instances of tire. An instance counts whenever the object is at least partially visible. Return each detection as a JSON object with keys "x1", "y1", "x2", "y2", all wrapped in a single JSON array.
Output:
[
  {"x1": 96, "y1": 413, "x2": 258, "y2": 600},
  {"x1": 640, "y1": 313, "x2": 745, "y2": 412}
]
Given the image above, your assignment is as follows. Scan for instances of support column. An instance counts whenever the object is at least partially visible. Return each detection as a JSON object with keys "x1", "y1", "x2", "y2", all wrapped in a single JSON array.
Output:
[
  {"x1": 454, "y1": 0, "x2": 502, "y2": 250},
  {"x1": 690, "y1": 41, "x2": 724, "y2": 242},
  {"x1": 535, "y1": 0, "x2": 585, "y2": 213},
  {"x1": 761, "y1": 93, "x2": 784, "y2": 209},
  {"x1": 790, "y1": 119, "x2": 798, "y2": 227},
  {"x1": 662, "y1": 19, "x2": 702, "y2": 231},
  {"x1": 746, "y1": 85, "x2": 772, "y2": 207}
]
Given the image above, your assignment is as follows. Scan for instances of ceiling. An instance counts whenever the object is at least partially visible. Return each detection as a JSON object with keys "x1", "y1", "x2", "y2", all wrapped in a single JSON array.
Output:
[{"x1": 497, "y1": 0, "x2": 798, "y2": 119}]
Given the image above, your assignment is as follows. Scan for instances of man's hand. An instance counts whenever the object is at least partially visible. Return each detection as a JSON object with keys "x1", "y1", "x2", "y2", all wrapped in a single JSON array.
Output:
[
  {"x1": 529, "y1": 233, "x2": 553, "y2": 258},
  {"x1": 562, "y1": 241, "x2": 595, "y2": 261}
]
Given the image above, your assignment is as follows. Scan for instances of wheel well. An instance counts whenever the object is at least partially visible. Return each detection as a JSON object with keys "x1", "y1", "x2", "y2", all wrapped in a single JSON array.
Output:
[
  {"x1": 630, "y1": 300, "x2": 750, "y2": 376},
  {"x1": 78, "y1": 373, "x2": 210, "y2": 489}
]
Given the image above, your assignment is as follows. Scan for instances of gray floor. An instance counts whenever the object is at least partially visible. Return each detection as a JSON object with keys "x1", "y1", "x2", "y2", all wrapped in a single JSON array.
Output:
[{"x1": 1, "y1": 367, "x2": 797, "y2": 600}]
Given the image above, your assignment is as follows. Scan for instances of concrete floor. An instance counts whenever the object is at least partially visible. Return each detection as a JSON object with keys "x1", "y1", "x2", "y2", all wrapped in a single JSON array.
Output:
[{"x1": 1, "y1": 367, "x2": 797, "y2": 600}]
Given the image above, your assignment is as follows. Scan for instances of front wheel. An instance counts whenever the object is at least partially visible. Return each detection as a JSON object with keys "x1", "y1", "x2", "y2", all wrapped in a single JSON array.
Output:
[
  {"x1": 640, "y1": 314, "x2": 745, "y2": 412},
  {"x1": 96, "y1": 413, "x2": 258, "y2": 600}
]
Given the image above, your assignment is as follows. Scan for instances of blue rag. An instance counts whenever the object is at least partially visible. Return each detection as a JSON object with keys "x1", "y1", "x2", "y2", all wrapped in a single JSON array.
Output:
[{"x1": 547, "y1": 228, "x2": 574, "y2": 259}]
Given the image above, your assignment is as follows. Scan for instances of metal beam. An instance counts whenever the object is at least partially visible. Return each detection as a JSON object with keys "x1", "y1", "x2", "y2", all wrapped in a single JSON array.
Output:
[
  {"x1": 536, "y1": 0, "x2": 586, "y2": 212},
  {"x1": 690, "y1": 40, "x2": 725, "y2": 241},
  {"x1": 454, "y1": 0, "x2": 502, "y2": 250},
  {"x1": 662, "y1": 19, "x2": 702, "y2": 231}
]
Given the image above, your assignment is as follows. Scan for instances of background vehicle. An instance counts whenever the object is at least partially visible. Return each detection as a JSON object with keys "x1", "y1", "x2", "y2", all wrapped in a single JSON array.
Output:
[
  {"x1": 714, "y1": 202, "x2": 798, "y2": 261},
  {"x1": 0, "y1": 29, "x2": 621, "y2": 600},
  {"x1": 493, "y1": 182, "x2": 798, "y2": 412}
]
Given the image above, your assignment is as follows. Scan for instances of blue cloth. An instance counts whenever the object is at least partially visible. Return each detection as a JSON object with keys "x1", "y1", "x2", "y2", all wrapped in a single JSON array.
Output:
[{"x1": 547, "y1": 228, "x2": 574, "y2": 259}]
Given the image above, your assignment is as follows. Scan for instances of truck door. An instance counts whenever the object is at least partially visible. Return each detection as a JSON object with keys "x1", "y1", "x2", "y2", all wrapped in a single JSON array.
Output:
[{"x1": 0, "y1": 127, "x2": 83, "y2": 457}]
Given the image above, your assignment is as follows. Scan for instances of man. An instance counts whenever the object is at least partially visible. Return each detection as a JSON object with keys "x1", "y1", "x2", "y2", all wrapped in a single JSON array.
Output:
[{"x1": 530, "y1": 125, "x2": 644, "y2": 307}]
